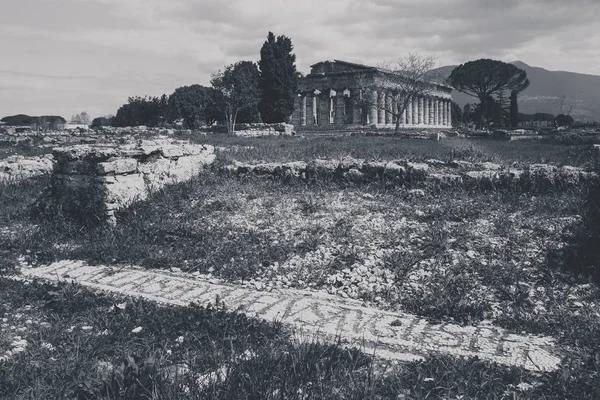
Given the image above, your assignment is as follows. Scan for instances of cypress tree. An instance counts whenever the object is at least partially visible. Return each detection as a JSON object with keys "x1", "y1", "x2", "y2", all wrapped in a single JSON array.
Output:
[
  {"x1": 258, "y1": 32, "x2": 298, "y2": 123},
  {"x1": 510, "y1": 90, "x2": 519, "y2": 127}
]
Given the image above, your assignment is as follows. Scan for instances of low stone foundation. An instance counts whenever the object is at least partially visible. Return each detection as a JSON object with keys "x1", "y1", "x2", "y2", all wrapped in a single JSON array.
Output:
[
  {"x1": 224, "y1": 157, "x2": 597, "y2": 191},
  {"x1": 51, "y1": 140, "x2": 215, "y2": 224},
  {"x1": 0, "y1": 155, "x2": 53, "y2": 182},
  {"x1": 232, "y1": 123, "x2": 295, "y2": 137}
]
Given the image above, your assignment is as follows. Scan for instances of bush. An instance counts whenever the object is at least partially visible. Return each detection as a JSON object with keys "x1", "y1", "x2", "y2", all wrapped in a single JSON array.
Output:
[{"x1": 564, "y1": 179, "x2": 600, "y2": 281}]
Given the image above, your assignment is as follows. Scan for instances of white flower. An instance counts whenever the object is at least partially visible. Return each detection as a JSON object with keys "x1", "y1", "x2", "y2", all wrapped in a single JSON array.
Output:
[
  {"x1": 131, "y1": 326, "x2": 143, "y2": 333},
  {"x1": 176, "y1": 336, "x2": 184, "y2": 344},
  {"x1": 41, "y1": 342, "x2": 55, "y2": 351},
  {"x1": 81, "y1": 326, "x2": 93, "y2": 331},
  {"x1": 516, "y1": 382, "x2": 534, "y2": 391}
]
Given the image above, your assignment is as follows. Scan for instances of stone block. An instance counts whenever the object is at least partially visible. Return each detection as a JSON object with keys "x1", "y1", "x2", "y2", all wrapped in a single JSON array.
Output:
[
  {"x1": 49, "y1": 140, "x2": 215, "y2": 225},
  {"x1": 105, "y1": 173, "x2": 148, "y2": 207},
  {"x1": 96, "y1": 158, "x2": 138, "y2": 175}
]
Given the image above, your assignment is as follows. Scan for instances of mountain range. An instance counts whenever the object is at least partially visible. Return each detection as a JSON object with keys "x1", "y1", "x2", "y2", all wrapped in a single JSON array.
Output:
[{"x1": 434, "y1": 61, "x2": 600, "y2": 122}]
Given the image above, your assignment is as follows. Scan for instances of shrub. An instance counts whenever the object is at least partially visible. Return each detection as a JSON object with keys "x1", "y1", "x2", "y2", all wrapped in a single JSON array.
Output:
[{"x1": 564, "y1": 178, "x2": 600, "y2": 282}]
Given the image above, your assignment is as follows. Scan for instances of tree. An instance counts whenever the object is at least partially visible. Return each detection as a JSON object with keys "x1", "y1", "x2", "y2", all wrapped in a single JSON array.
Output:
[
  {"x1": 509, "y1": 78, "x2": 530, "y2": 128},
  {"x1": 258, "y1": 31, "x2": 299, "y2": 123},
  {"x1": 463, "y1": 104, "x2": 474, "y2": 125},
  {"x1": 112, "y1": 96, "x2": 168, "y2": 127},
  {"x1": 91, "y1": 115, "x2": 114, "y2": 128},
  {"x1": 355, "y1": 53, "x2": 440, "y2": 133},
  {"x1": 450, "y1": 101, "x2": 463, "y2": 125},
  {"x1": 510, "y1": 90, "x2": 519, "y2": 128},
  {"x1": 169, "y1": 85, "x2": 224, "y2": 128},
  {"x1": 211, "y1": 61, "x2": 260, "y2": 133},
  {"x1": 557, "y1": 94, "x2": 576, "y2": 116},
  {"x1": 447, "y1": 59, "x2": 529, "y2": 129},
  {"x1": 71, "y1": 111, "x2": 91, "y2": 125},
  {"x1": 555, "y1": 114, "x2": 574, "y2": 127}
]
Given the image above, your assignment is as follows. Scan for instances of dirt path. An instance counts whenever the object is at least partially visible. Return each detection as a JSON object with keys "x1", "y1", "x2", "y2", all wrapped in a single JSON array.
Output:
[{"x1": 19, "y1": 260, "x2": 564, "y2": 372}]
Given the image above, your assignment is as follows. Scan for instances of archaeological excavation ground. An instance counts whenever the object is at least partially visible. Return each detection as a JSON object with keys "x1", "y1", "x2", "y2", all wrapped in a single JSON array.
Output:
[{"x1": 1, "y1": 129, "x2": 600, "y2": 399}]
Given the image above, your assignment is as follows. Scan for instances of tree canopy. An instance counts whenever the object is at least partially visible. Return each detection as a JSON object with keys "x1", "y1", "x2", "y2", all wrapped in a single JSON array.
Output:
[
  {"x1": 71, "y1": 111, "x2": 92, "y2": 125},
  {"x1": 555, "y1": 114, "x2": 575, "y2": 127},
  {"x1": 258, "y1": 32, "x2": 298, "y2": 123},
  {"x1": 1, "y1": 114, "x2": 66, "y2": 130},
  {"x1": 211, "y1": 61, "x2": 260, "y2": 132},
  {"x1": 447, "y1": 59, "x2": 529, "y2": 128},
  {"x1": 112, "y1": 96, "x2": 169, "y2": 127},
  {"x1": 169, "y1": 85, "x2": 224, "y2": 128}
]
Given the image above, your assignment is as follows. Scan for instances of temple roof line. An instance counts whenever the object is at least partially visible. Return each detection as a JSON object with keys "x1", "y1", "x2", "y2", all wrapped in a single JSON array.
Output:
[{"x1": 307, "y1": 59, "x2": 453, "y2": 90}]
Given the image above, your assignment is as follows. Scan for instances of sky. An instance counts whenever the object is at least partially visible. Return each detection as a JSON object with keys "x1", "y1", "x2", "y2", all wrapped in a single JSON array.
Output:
[{"x1": 1, "y1": 0, "x2": 600, "y2": 120}]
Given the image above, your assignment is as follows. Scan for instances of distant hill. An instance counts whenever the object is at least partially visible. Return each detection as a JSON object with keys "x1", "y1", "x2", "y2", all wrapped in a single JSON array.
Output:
[{"x1": 433, "y1": 61, "x2": 600, "y2": 122}]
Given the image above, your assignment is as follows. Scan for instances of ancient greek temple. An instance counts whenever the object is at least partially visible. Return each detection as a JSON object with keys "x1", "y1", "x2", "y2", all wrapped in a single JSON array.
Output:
[{"x1": 291, "y1": 60, "x2": 453, "y2": 129}]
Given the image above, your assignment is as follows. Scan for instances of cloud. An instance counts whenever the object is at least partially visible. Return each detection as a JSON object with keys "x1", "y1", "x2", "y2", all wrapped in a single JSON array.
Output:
[{"x1": 0, "y1": 0, "x2": 599, "y2": 118}]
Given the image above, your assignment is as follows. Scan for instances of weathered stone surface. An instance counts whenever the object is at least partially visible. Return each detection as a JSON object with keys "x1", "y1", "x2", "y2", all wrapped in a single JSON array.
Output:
[
  {"x1": 96, "y1": 158, "x2": 138, "y2": 175},
  {"x1": 449, "y1": 160, "x2": 474, "y2": 170},
  {"x1": 51, "y1": 141, "x2": 215, "y2": 224},
  {"x1": 223, "y1": 158, "x2": 593, "y2": 191},
  {"x1": 464, "y1": 170, "x2": 500, "y2": 182},
  {"x1": 232, "y1": 123, "x2": 295, "y2": 137},
  {"x1": 479, "y1": 162, "x2": 502, "y2": 171},
  {"x1": 0, "y1": 155, "x2": 53, "y2": 182},
  {"x1": 20, "y1": 260, "x2": 565, "y2": 372},
  {"x1": 428, "y1": 173, "x2": 462, "y2": 184}
]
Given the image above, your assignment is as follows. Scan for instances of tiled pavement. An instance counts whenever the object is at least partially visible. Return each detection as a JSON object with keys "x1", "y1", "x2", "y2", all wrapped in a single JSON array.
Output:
[{"x1": 19, "y1": 260, "x2": 564, "y2": 372}]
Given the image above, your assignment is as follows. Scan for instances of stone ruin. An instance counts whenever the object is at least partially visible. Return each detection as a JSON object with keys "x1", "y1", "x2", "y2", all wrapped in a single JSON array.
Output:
[
  {"x1": 224, "y1": 157, "x2": 598, "y2": 190},
  {"x1": 0, "y1": 155, "x2": 53, "y2": 182},
  {"x1": 51, "y1": 140, "x2": 215, "y2": 225},
  {"x1": 232, "y1": 123, "x2": 295, "y2": 137}
]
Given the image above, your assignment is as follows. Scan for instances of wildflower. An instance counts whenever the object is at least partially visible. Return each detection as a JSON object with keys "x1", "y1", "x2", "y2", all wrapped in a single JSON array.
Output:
[
  {"x1": 41, "y1": 342, "x2": 55, "y2": 351},
  {"x1": 516, "y1": 382, "x2": 534, "y2": 391},
  {"x1": 81, "y1": 326, "x2": 93, "y2": 331},
  {"x1": 176, "y1": 336, "x2": 184, "y2": 344},
  {"x1": 131, "y1": 326, "x2": 143, "y2": 333}
]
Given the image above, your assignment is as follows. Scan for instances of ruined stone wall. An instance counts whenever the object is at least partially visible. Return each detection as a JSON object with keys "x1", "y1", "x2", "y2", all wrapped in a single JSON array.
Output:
[
  {"x1": 223, "y1": 157, "x2": 598, "y2": 191},
  {"x1": 0, "y1": 155, "x2": 53, "y2": 182},
  {"x1": 51, "y1": 140, "x2": 215, "y2": 224},
  {"x1": 232, "y1": 123, "x2": 295, "y2": 137}
]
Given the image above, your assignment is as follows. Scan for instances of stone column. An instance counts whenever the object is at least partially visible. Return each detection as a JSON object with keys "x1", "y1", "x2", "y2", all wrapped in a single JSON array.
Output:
[
  {"x1": 407, "y1": 96, "x2": 413, "y2": 125},
  {"x1": 428, "y1": 98, "x2": 433, "y2": 125},
  {"x1": 385, "y1": 92, "x2": 393, "y2": 125},
  {"x1": 447, "y1": 101, "x2": 452, "y2": 126},
  {"x1": 378, "y1": 91, "x2": 385, "y2": 125},
  {"x1": 312, "y1": 89, "x2": 321, "y2": 125},
  {"x1": 301, "y1": 95, "x2": 307, "y2": 126},
  {"x1": 423, "y1": 97, "x2": 429, "y2": 125},
  {"x1": 438, "y1": 100, "x2": 444, "y2": 126},
  {"x1": 418, "y1": 97, "x2": 424, "y2": 125},
  {"x1": 370, "y1": 89, "x2": 378, "y2": 125},
  {"x1": 433, "y1": 98, "x2": 438, "y2": 126},
  {"x1": 391, "y1": 95, "x2": 398, "y2": 124},
  {"x1": 336, "y1": 92, "x2": 347, "y2": 125},
  {"x1": 412, "y1": 96, "x2": 418, "y2": 125}
]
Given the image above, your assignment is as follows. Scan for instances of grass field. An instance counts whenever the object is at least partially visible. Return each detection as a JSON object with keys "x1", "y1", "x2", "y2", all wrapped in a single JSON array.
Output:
[
  {"x1": 191, "y1": 134, "x2": 597, "y2": 168},
  {"x1": 1, "y1": 278, "x2": 599, "y2": 399},
  {"x1": 1, "y1": 134, "x2": 599, "y2": 398}
]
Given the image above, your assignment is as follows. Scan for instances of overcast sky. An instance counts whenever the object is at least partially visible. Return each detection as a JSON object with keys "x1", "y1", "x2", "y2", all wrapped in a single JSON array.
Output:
[{"x1": 1, "y1": 0, "x2": 599, "y2": 119}]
